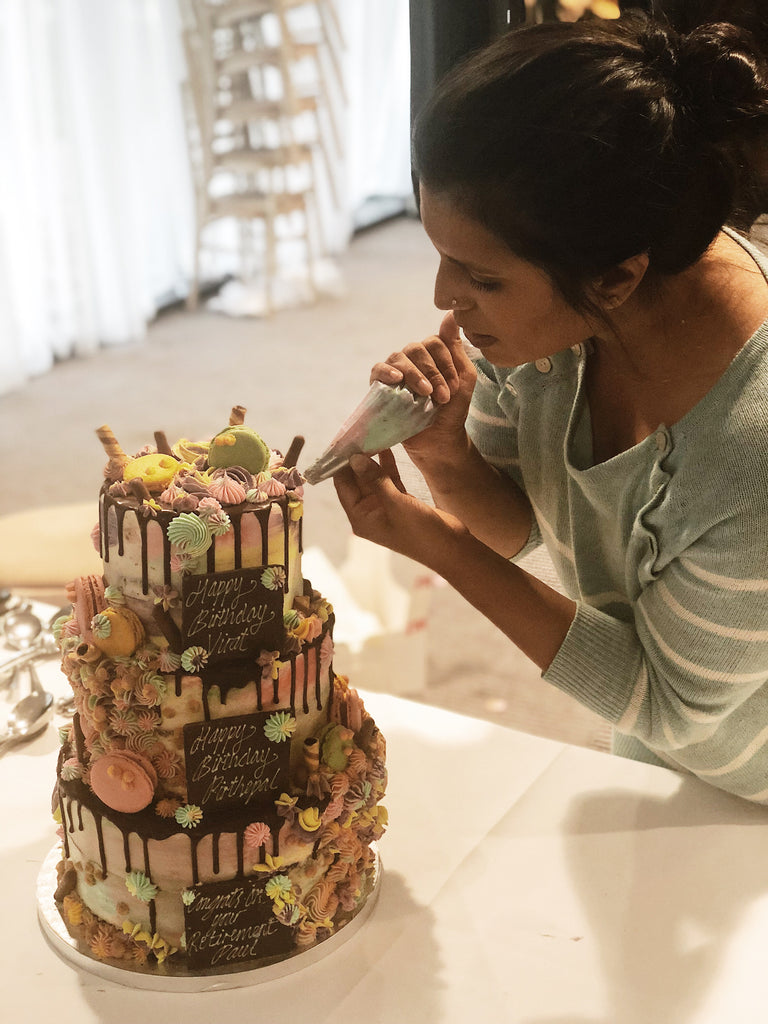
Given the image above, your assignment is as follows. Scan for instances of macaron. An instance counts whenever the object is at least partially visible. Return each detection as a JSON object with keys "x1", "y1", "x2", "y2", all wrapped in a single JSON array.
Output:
[
  {"x1": 66, "y1": 574, "x2": 107, "y2": 641},
  {"x1": 208, "y1": 425, "x2": 269, "y2": 475},
  {"x1": 91, "y1": 606, "x2": 145, "y2": 658},
  {"x1": 124, "y1": 453, "x2": 179, "y2": 494},
  {"x1": 90, "y1": 750, "x2": 158, "y2": 813}
]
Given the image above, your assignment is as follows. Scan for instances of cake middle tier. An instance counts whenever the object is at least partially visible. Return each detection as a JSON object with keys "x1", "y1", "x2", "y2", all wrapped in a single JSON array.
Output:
[{"x1": 98, "y1": 489, "x2": 305, "y2": 632}]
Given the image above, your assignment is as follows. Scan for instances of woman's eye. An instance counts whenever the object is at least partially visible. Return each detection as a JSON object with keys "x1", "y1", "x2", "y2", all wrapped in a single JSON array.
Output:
[{"x1": 469, "y1": 277, "x2": 501, "y2": 293}]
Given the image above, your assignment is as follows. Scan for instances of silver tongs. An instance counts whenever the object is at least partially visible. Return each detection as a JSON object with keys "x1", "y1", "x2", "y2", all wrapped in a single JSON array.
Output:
[{"x1": 303, "y1": 382, "x2": 438, "y2": 484}]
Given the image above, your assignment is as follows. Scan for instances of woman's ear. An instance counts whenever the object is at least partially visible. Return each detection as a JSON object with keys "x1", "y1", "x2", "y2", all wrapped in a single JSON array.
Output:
[{"x1": 590, "y1": 253, "x2": 650, "y2": 311}]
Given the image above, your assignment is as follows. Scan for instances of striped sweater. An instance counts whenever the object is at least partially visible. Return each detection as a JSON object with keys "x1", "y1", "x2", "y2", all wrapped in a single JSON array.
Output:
[{"x1": 466, "y1": 232, "x2": 768, "y2": 802}]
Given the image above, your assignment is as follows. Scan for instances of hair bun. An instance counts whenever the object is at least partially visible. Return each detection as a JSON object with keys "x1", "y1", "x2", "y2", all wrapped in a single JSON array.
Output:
[
  {"x1": 672, "y1": 23, "x2": 768, "y2": 139},
  {"x1": 638, "y1": 21, "x2": 680, "y2": 79}
]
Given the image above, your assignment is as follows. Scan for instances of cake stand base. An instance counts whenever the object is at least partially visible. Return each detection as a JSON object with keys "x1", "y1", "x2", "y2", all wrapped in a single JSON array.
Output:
[{"x1": 37, "y1": 844, "x2": 381, "y2": 992}]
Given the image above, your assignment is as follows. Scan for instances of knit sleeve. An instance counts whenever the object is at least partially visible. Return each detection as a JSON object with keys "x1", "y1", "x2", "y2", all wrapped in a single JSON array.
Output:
[
  {"x1": 465, "y1": 361, "x2": 542, "y2": 558},
  {"x1": 543, "y1": 514, "x2": 768, "y2": 792}
]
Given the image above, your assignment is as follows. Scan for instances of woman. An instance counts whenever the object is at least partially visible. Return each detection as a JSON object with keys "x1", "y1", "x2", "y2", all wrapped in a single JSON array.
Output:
[{"x1": 333, "y1": 13, "x2": 768, "y2": 801}]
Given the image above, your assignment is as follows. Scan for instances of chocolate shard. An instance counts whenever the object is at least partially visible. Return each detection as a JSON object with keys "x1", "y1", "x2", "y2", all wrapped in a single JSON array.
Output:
[
  {"x1": 152, "y1": 605, "x2": 183, "y2": 652},
  {"x1": 127, "y1": 478, "x2": 151, "y2": 502}
]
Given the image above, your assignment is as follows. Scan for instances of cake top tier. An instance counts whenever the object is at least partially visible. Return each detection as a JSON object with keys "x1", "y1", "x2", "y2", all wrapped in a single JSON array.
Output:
[{"x1": 96, "y1": 409, "x2": 306, "y2": 512}]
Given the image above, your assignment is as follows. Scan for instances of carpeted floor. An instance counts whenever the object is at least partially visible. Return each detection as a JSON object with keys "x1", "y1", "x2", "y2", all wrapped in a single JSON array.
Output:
[{"x1": 0, "y1": 215, "x2": 611, "y2": 753}]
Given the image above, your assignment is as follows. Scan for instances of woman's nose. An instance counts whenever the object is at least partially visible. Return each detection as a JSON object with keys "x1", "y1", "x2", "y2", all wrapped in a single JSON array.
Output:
[{"x1": 434, "y1": 261, "x2": 473, "y2": 311}]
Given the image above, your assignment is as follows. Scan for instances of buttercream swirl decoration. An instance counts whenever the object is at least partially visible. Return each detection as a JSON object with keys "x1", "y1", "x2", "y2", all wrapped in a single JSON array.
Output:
[
  {"x1": 244, "y1": 821, "x2": 271, "y2": 850},
  {"x1": 206, "y1": 510, "x2": 232, "y2": 537},
  {"x1": 166, "y1": 511, "x2": 212, "y2": 557},
  {"x1": 125, "y1": 871, "x2": 158, "y2": 903},
  {"x1": 181, "y1": 645, "x2": 209, "y2": 673},
  {"x1": 175, "y1": 804, "x2": 203, "y2": 829},
  {"x1": 265, "y1": 875, "x2": 293, "y2": 907},
  {"x1": 207, "y1": 472, "x2": 247, "y2": 506},
  {"x1": 181, "y1": 890, "x2": 196, "y2": 907},
  {"x1": 283, "y1": 609, "x2": 302, "y2": 631},
  {"x1": 261, "y1": 566, "x2": 286, "y2": 591},
  {"x1": 264, "y1": 711, "x2": 297, "y2": 743},
  {"x1": 91, "y1": 612, "x2": 112, "y2": 640},
  {"x1": 297, "y1": 806, "x2": 322, "y2": 834},
  {"x1": 157, "y1": 648, "x2": 182, "y2": 673},
  {"x1": 254, "y1": 471, "x2": 286, "y2": 498}
]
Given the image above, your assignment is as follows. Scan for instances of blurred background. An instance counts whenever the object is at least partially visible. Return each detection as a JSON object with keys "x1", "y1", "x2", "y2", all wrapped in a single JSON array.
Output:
[{"x1": 0, "y1": 0, "x2": 626, "y2": 753}]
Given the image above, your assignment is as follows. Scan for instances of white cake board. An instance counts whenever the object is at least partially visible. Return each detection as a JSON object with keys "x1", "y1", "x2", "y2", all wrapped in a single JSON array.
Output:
[{"x1": 37, "y1": 844, "x2": 381, "y2": 992}]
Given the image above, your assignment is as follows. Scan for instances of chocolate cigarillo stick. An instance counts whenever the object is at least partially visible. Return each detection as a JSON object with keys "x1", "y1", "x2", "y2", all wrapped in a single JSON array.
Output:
[
  {"x1": 229, "y1": 405, "x2": 247, "y2": 425},
  {"x1": 154, "y1": 431, "x2": 174, "y2": 457},
  {"x1": 95, "y1": 425, "x2": 129, "y2": 469},
  {"x1": 284, "y1": 435, "x2": 305, "y2": 469}
]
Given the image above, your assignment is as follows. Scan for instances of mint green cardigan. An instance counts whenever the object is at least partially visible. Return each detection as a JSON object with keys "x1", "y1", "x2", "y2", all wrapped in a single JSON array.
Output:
[{"x1": 467, "y1": 231, "x2": 768, "y2": 802}]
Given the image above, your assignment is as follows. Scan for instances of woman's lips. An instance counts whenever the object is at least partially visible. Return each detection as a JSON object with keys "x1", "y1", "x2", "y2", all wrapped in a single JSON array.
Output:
[{"x1": 462, "y1": 328, "x2": 497, "y2": 348}]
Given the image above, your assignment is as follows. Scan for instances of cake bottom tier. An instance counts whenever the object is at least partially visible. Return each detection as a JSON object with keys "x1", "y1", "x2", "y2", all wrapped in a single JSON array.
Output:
[{"x1": 38, "y1": 845, "x2": 381, "y2": 989}]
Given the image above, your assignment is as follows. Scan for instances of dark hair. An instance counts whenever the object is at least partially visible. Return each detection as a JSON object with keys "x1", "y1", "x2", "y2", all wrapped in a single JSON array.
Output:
[
  {"x1": 412, "y1": 13, "x2": 768, "y2": 312},
  {"x1": 642, "y1": 1, "x2": 768, "y2": 53}
]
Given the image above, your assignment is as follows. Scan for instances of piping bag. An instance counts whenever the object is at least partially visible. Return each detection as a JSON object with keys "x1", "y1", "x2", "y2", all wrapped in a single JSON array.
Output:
[{"x1": 303, "y1": 381, "x2": 438, "y2": 484}]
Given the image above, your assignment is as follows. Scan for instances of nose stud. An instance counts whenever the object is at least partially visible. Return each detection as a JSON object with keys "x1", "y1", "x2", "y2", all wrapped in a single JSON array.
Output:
[{"x1": 451, "y1": 298, "x2": 458, "y2": 308}]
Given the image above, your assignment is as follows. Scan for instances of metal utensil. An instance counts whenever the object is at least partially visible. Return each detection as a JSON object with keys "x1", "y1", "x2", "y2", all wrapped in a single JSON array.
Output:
[
  {"x1": 0, "y1": 667, "x2": 54, "y2": 753},
  {"x1": 2, "y1": 606, "x2": 43, "y2": 649},
  {"x1": 0, "y1": 633, "x2": 60, "y2": 686}
]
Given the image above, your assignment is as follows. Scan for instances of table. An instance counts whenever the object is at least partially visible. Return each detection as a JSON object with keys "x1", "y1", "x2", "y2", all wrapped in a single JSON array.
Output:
[{"x1": 3, "y1": 660, "x2": 768, "y2": 1024}]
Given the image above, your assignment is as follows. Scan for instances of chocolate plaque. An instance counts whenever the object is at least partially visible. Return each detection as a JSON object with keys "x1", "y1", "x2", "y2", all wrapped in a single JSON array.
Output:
[
  {"x1": 184, "y1": 711, "x2": 290, "y2": 809},
  {"x1": 184, "y1": 875, "x2": 294, "y2": 970},
  {"x1": 181, "y1": 566, "x2": 284, "y2": 661}
]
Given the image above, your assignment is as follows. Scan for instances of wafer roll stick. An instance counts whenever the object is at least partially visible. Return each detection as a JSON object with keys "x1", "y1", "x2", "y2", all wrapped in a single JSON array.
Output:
[
  {"x1": 95, "y1": 425, "x2": 129, "y2": 469},
  {"x1": 284, "y1": 435, "x2": 305, "y2": 469},
  {"x1": 229, "y1": 405, "x2": 247, "y2": 425},
  {"x1": 303, "y1": 737, "x2": 320, "y2": 774}
]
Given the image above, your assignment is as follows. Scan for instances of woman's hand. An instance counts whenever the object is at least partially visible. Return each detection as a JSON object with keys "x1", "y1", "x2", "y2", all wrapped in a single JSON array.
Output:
[
  {"x1": 371, "y1": 311, "x2": 477, "y2": 466},
  {"x1": 333, "y1": 449, "x2": 467, "y2": 567}
]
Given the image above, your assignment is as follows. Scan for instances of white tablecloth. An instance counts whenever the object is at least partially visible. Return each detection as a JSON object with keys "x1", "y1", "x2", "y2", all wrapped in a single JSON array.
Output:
[{"x1": 3, "y1": 656, "x2": 768, "y2": 1023}]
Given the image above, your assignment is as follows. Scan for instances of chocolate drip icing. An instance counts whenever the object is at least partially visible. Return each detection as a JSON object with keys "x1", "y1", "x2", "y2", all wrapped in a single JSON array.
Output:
[
  {"x1": 59, "y1": 788, "x2": 70, "y2": 859},
  {"x1": 282, "y1": 503, "x2": 290, "y2": 576},
  {"x1": 302, "y1": 652, "x2": 309, "y2": 715},
  {"x1": 99, "y1": 488, "x2": 298, "y2": 618},
  {"x1": 212, "y1": 833, "x2": 220, "y2": 875},
  {"x1": 256, "y1": 506, "x2": 270, "y2": 566},
  {"x1": 73, "y1": 713, "x2": 87, "y2": 766},
  {"x1": 123, "y1": 831, "x2": 132, "y2": 873},
  {"x1": 314, "y1": 638, "x2": 323, "y2": 711},
  {"x1": 190, "y1": 835, "x2": 200, "y2": 886},
  {"x1": 162, "y1": 527, "x2": 172, "y2": 587},
  {"x1": 95, "y1": 813, "x2": 107, "y2": 876},
  {"x1": 236, "y1": 832, "x2": 245, "y2": 877},
  {"x1": 232, "y1": 510, "x2": 243, "y2": 569}
]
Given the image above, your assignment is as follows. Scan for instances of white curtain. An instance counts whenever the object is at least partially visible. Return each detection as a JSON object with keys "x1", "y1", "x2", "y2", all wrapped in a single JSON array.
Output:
[
  {"x1": 0, "y1": 0, "x2": 194, "y2": 394},
  {"x1": 0, "y1": 0, "x2": 412, "y2": 396}
]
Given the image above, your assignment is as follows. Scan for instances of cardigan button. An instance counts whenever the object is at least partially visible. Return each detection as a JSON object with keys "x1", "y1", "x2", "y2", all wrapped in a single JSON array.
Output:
[{"x1": 534, "y1": 357, "x2": 552, "y2": 373}]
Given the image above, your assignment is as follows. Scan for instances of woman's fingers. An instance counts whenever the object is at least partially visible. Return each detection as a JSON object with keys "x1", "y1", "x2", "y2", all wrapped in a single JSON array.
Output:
[
  {"x1": 371, "y1": 339, "x2": 460, "y2": 404},
  {"x1": 378, "y1": 448, "x2": 407, "y2": 493}
]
